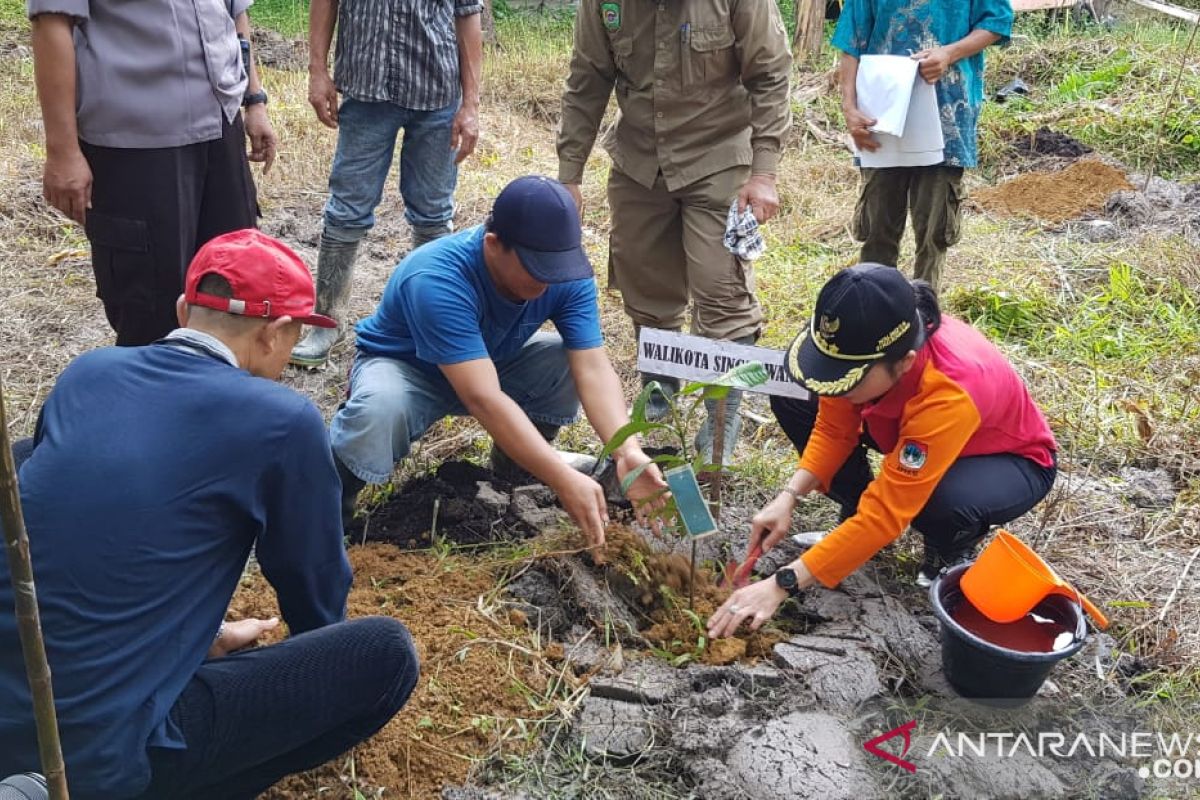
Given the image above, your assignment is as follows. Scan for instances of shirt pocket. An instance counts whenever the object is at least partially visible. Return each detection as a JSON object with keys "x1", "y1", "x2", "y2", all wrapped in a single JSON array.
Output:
[{"x1": 688, "y1": 24, "x2": 736, "y2": 92}]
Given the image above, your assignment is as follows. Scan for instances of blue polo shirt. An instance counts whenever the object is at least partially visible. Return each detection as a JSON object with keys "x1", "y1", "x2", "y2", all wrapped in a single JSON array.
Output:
[
  {"x1": 0, "y1": 341, "x2": 352, "y2": 798},
  {"x1": 354, "y1": 226, "x2": 604, "y2": 368},
  {"x1": 833, "y1": 0, "x2": 1013, "y2": 168}
]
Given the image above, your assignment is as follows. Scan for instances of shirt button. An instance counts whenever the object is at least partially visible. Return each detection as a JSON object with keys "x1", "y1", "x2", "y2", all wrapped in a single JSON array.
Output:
[
  {"x1": 656, "y1": 78, "x2": 664, "y2": 85},
  {"x1": 656, "y1": 111, "x2": 664, "y2": 118}
]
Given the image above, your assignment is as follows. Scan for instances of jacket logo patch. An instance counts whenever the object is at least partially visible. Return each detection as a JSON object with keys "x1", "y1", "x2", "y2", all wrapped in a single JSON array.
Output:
[
  {"x1": 601, "y1": 2, "x2": 621, "y2": 30},
  {"x1": 899, "y1": 440, "x2": 928, "y2": 472}
]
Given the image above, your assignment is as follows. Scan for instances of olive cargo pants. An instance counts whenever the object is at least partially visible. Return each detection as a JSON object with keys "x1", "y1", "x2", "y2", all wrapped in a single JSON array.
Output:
[
  {"x1": 606, "y1": 165, "x2": 763, "y2": 342},
  {"x1": 852, "y1": 165, "x2": 965, "y2": 290}
]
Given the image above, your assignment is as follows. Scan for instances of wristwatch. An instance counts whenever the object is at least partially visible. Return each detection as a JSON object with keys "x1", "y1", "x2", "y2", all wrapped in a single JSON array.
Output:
[
  {"x1": 774, "y1": 567, "x2": 803, "y2": 599},
  {"x1": 242, "y1": 90, "x2": 269, "y2": 108}
]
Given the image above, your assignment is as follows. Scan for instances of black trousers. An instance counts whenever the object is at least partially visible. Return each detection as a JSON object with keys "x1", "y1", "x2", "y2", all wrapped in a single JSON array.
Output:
[
  {"x1": 771, "y1": 395, "x2": 1057, "y2": 556},
  {"x1": 134, "y1": 616, "x2": 418, "y2": 800},
  {"x1": 81, "y1": 115, "x2": 259, "y2": 347}
]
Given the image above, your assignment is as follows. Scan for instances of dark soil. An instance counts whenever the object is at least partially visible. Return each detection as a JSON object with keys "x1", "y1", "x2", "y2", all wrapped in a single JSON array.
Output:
[
  {"x1": 352, "y1": 460, "x2": 565, "y2": 547},
  {"x1": 1011, "y1": 126, "x2": 1093, "y2": 159}
]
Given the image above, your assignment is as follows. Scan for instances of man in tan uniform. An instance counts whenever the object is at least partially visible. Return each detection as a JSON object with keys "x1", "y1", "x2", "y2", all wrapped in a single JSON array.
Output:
[{"x1": 558, "y1": 0, "x2": 791, "y2": 462}]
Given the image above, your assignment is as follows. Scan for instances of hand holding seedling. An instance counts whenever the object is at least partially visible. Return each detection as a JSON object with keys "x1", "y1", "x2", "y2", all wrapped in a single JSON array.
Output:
[
  {"x1": 208, "y1": 617, "x2": 279, "y2": 659},
  {"x1": 615, "y1": 448, "x2": 670, "y2": 533}
]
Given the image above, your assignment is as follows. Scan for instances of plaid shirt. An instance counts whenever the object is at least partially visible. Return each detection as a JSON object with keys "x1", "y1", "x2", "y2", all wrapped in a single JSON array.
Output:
[{"x1": 334, "y1": 0, "x2": 482, "y2": 111}]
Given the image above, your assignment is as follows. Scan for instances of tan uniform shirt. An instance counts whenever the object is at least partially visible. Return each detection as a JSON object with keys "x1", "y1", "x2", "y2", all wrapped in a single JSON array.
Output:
[{"x1": 558, "y1": 0, "x2": 792, "y2": 192}]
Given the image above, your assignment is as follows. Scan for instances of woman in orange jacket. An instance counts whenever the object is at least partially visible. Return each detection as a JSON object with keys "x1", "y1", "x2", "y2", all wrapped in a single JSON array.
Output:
[{"x1": 708, "y1": 264, "x2": 1057, "y2": 639}]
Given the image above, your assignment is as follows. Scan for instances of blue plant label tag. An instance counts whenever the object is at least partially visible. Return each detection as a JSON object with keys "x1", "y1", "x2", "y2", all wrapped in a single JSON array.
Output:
[{"x1": 664, "y1": 465, "x2": 718, "y2": 538}]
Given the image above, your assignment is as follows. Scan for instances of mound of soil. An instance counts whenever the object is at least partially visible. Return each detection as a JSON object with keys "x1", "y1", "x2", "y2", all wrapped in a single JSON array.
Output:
[
  {"x1": 1011, "y1": 126, "x2": 1093, "y2": 159},
  {"x1": 570, "y1": 526, "x2": 788, "y2": 666},
  {"x1": 974, "y1": 159, "x2": 1133, "y2": 223},
  {"x1": 355, "y1": 460, "x2": 566, "y2": 547},
  {"x1": 229, "y1": 544, "x2": 566, "y2": 799}
]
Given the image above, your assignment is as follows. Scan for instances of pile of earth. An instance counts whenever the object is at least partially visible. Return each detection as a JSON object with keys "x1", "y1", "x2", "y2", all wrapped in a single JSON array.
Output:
[
  {"x1": 974, "y1": 159, "x2": 1133, "y2": 223},
  {"x1": 351, "y1": 460, "x2": 572, "y2": 547}
]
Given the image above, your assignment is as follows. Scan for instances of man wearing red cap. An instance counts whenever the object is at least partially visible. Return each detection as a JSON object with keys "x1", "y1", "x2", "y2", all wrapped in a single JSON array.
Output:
[
  {"x1": 0, "y1": 231, "x2": 418, "y2": 799},
  {"x1": 330, "y1": 176, "x2": 667, "y2": 550}
]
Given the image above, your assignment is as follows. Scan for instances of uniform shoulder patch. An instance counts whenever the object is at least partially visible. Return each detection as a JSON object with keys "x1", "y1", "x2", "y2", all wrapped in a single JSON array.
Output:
[
  {"x1": 898, "y1": 440, "x2": 928, "y2": 473},
  {"x1": 601, "y1": 2, "x2": 621, "y2": 31}
]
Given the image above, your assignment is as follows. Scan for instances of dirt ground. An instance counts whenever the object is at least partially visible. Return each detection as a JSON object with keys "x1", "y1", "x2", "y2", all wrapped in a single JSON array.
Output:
[
  {"x1": 233, "y1": 544, "x2": 571, "y2": 799},
  {"x1": 2, "y1": 14, "x2": 1199, "y2": 800}
]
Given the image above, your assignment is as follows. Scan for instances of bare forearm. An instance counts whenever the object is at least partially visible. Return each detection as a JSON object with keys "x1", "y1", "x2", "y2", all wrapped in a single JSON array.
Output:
[
  {"x1": 468, "y1": 393, "x2": 574, "y2": 485},
  {"x1": 946, "y1": 29, "x2": 1000, "y2": 62},
  {"x1": 455, "y1": 14, "x2": 483, "y2": 107},
  {"x1": 234, "y1": 13, "x2": 263, "y2": 95},
  {"x1": 309, "y1": 0, "x2": 338, "y2": 74},
  {"x1": 31, "y1": 15, "x2": 79, "y2": 157},
  {"x1": 838, "y1": 52, "x2": 859, "y2": 113},
  {"x1": 571, "y1": 354, "x2": 640, "y2": 459}
]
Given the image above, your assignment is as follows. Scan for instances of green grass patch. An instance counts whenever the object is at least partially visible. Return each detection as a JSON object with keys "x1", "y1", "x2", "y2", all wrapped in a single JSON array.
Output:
[
  {"x1": 981, "y1": 18, "x2": 1200, "y2": 178},
  {"x1": 249, "y1": 0, "x2": 309, "y2": 37}
]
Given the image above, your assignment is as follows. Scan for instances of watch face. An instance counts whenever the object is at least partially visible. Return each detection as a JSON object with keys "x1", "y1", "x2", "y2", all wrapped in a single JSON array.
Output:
[{"x1": 775, "y1": 568, "x2": 798, "y2": 591}]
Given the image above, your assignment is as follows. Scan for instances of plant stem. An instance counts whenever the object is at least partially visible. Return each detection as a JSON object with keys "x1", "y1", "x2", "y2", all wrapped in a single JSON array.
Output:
[
  {"x1": 688, "y1": 538, "x2": 697, "y2": 612},
  {"x1": 0, "y1": 377, "x2": 69, "y2": 799},
  {"x1": 711, "y1": 397, "x2": 726, "y2": 522}
]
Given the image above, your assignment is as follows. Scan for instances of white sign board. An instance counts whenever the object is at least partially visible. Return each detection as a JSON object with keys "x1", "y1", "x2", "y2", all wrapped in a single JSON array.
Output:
[{"x1": 637, "y1": 328, "x2": 810, "y2": 400}]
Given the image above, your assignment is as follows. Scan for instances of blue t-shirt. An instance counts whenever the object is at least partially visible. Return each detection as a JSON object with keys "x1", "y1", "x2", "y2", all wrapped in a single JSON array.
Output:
[
  {"x1": 0, "y1": 343, "x2": 352, "y2": 799},
  {"x1": 832, "y1": 0, "x2": 1013, "y2": 168},
  {"x1": 354, "y1": 226, "x2": 604, "y2": 368}
]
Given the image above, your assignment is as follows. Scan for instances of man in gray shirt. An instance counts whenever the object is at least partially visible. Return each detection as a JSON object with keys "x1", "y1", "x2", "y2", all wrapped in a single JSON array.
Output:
[
  {"x1": 29, "y1": 0, "x2": 278, "y2": 346},
  {"x1": 290, "y1": 0, "x2": 484, "y2": 368}
]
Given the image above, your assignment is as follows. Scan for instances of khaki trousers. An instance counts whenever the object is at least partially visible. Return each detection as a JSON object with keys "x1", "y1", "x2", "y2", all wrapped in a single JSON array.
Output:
[
  {"x1": 852, "y1": 166, "x2": 965, "y2": 290},
  {"x1": 607, "y1": 165, "x2": 763, "y2": 341}
]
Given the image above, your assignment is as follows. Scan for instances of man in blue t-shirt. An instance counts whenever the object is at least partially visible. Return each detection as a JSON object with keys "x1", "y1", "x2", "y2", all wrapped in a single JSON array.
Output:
[
  {"x1": 834, "y1": 0, "x2": 1012, "y2": 289},
  {"x1": 0, "y1": 231, "x2": 418, "y2": 799},
  {"x1": 330, "y1": 175, "x2": 666, "y2": 549}
]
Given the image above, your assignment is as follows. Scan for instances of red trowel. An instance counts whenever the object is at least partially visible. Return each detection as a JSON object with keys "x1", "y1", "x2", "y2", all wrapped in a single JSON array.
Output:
[{"x1": 720, "y1": 542, "x2": 763, "y2": 589}]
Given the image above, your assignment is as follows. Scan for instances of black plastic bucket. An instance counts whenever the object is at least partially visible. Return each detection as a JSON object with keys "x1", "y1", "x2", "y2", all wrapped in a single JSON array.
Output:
[{"x1": 930, "y1": 564, "x2": 1087, "y2": 706}]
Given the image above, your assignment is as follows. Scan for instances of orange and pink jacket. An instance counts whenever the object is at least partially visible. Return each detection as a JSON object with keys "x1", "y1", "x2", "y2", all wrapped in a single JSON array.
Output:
[{"x1": 799, "y1": 316, "x2": 1057, "y2": 587}]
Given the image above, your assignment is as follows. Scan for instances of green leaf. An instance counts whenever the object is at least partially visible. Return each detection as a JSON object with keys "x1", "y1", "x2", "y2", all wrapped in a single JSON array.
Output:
[
  {"x1": 618, "y1": 460, "x2": 657, "y2": 494},
  {"x1": 681, "y1": 361, "x2": 769, "y2": 397},
  {"x1": 630, "y1": 380, "x2": 669, "y2": 425},
  {"x1": 598, "y1": 418, "x2": 671, "y2": 461}
]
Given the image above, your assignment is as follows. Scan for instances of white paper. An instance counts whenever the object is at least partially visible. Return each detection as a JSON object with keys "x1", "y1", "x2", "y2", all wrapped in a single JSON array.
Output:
[
  {"x1": 855, "y1": 55, "x2": 919, "y2": 136},
  {"x1": 854, "y1": 54, "x2": 945, "y2": 168}
]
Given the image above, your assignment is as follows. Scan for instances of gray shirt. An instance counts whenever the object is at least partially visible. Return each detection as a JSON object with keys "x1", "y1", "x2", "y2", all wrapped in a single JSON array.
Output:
[
  {"x1": 334, "y1": 0, "x2": 482, "y2": 111},
  {"x1": 27, "y1": 0, "x2": 251, "y2": 148}
]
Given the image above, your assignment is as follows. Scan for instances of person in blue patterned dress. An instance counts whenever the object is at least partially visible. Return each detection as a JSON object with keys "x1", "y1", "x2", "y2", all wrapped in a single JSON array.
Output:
[{"x1": 833, "y1": 0, "x2": 1013, "y2": 289}]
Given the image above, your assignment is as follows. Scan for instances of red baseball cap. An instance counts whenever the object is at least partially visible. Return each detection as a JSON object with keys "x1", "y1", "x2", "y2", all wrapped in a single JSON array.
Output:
[{"x1": 184, "y1": 229, "x2": 336, "y2": 328}]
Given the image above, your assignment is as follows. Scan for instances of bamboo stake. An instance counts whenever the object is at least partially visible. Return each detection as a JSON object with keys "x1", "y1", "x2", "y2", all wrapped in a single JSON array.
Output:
[{"x1": 0, "y1": 377, "x2": 69, "y2": 799}]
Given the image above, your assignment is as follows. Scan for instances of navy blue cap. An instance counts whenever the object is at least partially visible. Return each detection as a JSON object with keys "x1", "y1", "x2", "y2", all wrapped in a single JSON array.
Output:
[
  {"x1": 490, "y1": 176, "x2": 593, "y2": 284},
  {"x1": 784, "y1": 264, "x2": 920, "y2": 396}
]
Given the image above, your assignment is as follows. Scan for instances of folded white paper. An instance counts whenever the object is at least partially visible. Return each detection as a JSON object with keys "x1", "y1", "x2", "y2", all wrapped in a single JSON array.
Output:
[{"x1": 854, "y1": 54, "x2": 945, "y2": 168}]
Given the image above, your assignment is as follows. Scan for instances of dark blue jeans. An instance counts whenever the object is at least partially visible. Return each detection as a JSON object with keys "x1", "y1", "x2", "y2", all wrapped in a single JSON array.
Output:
[
  {"x1": 770, "y1": 396, "x2": 1057, "y2": 557},
  {"x1": 134, "y1": 616, "x2": 418, "y2": 800}
]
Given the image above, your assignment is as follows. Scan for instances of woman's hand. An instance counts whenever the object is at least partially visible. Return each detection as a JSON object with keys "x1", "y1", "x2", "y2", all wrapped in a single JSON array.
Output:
[{"x1": 707, "y1": 578, "x2": 788, "y2": 639}]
